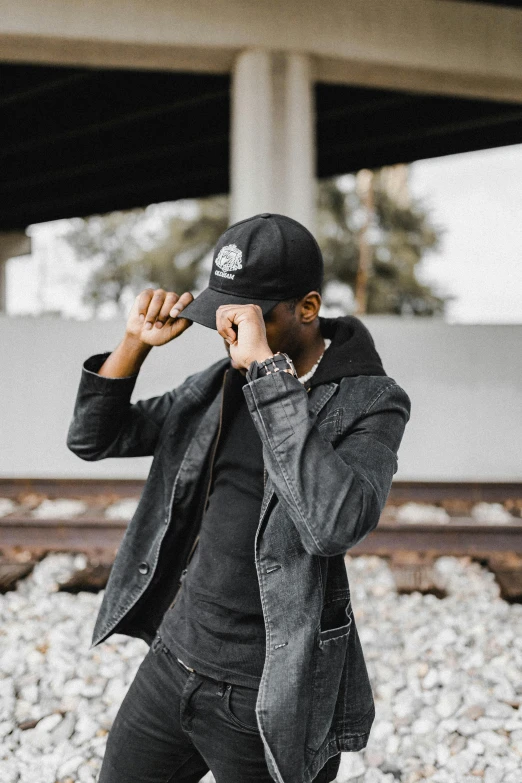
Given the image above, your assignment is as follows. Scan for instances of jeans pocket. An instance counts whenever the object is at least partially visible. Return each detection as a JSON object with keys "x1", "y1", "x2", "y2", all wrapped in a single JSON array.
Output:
[{"x1": 223, "y1": 683, "x2": 260, "y2": 734}]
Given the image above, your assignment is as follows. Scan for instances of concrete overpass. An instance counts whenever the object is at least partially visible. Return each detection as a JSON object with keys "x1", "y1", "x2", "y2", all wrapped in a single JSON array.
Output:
[{"x1": 1, "y1": 0, "x2": 522, "y2": 299}]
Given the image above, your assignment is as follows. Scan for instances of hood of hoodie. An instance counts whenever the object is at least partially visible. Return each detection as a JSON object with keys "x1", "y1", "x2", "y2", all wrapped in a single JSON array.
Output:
[{"x1": 305, "y1": 315, "x2": 387, "y2": 389}]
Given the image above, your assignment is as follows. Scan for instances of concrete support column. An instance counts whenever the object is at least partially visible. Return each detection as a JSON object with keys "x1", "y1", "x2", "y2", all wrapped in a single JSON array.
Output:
[
  {"x1": 0, "y1": 232, "x2": 31, "y2": 312},
  {"x1": 230, "y1": 49, "x2": 316, "y2": 232}
]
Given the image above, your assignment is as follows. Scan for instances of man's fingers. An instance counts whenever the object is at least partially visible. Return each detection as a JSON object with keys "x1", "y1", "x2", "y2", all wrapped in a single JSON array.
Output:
[
  {"x1": 155, "y1": 292, "x2": 179, "y2": 328},
  {"x1": 169, "y1": 291, "x2": 194, "y2": 319},
  {"x1": 216, "y1": 304, "x2": 244, "y2": 344},
  {"x1": 143, "y1": 289, "x2": 167, "y2": 330},
  {"x1": 137, "y1": 289, "x2": 155, "y2": 322}
]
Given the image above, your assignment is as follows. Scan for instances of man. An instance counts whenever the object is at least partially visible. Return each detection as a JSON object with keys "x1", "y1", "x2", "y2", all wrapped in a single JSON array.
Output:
[{"x1": 67, "y1": 213, "x2": 411, "y2": 783}]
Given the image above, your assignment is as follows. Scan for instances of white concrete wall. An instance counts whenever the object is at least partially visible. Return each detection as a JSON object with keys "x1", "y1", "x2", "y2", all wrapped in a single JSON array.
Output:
[{"x1": 1, "y1": 314, "x2": 521, "y2": 481}]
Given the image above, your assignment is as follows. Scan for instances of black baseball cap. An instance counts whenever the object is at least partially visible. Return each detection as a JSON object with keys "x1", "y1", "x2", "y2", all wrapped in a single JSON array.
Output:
[{"x1": 179, "y1": 212, "x2": 324, "y2": 330}]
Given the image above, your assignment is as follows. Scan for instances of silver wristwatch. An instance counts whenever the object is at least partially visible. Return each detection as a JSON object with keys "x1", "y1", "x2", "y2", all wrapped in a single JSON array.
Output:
[{"x1": 252, "y1": 352, "x2": 298, "y2": 379}]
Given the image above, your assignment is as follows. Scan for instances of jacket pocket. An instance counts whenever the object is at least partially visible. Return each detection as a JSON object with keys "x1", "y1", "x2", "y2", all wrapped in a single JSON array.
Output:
[{"x1": 306, "y1": 598, "x2": 352, "y2": 752}]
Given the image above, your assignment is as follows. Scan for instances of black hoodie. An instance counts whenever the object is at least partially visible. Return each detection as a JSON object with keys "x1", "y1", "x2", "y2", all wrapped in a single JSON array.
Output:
[{"x1": 305, "y1": 314, "x2": 388, "y2": 390}]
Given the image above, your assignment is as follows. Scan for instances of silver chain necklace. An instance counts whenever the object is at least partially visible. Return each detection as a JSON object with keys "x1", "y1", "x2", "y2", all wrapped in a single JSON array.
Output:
[{"x1": 297, "y1": 338, "x2": 332, "y2": 385}]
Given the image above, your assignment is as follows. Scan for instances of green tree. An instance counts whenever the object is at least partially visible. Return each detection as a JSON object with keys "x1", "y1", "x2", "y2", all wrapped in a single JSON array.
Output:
[
  {"x1": 317, "y1": 171, "x2": 450, "y2": 316},
  {"x1": 63, "y1": 167, "x2": 449, "y2": 317},
  {"x1": 63, "y1": 196, "x2": 228, "y2": 315}
]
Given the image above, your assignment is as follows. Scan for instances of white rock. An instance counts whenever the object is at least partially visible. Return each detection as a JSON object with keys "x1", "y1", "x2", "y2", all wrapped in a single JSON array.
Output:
[
  {"x1": 484, "y1": 768, "x2": 504, "y2": 783},
  {"x1": 412, "y1": 718, "x2": 435, "y2": 735},
  {"x1": 456, "y1": 718, "x2": 480, "y2": 736},
  {"x1": 385, "y1": 734, "x2": 400, "y2": 755},
  {"x1": 422, "y1": 669, "x2": 439, "y2": 689},
  {"x1": 57, "y1": 754, "x2": 84, "y2": 778},
  {"x1": 370, "y1": 721, "x2": 395, "y2": 743},
  {"x1": 484, "y1": 701, "x2": 516, "y2": 719},
  {"x1": 471, "y1": 502, "x2": 513, "y2": 524},
  {"x1": 434, "y1": 628, "x2": 458, "y2": 647},
  {"x1": 335, "y1": 751, "x2": 366, "y2": 781},
  {"x1": 0, "y1": 647, "x2": 26, "y2": 676},
  {"x1": 466, "y1": 738, "x2": 485, "y2": 756},
  {"x1": 31, "y1": 499, "x2": 87, "y2": 519},
  {"x1": 0, "y1": 497, "x2": 18, "y2": 517},
  {"x1": 80, "y1": 681, "x2": 105, "y2": 698},
  {"x1": 396, "y1": 502, "x2": 450, "y2": 525},
  {"x1": 34, "y1": 713, "x2": 63, "y2": 734},
  {"x1": 437, "y1": 717, "x2": 459, "y2": 736},
  {"x1": 435, "y1": 692, "x2": 461, "y2": 718},
  {"x1": 445, "y1": 749, "x2": 476, "y2": 775},
  {"x1": 19, "y1": 683, "x2": 39, "y2": 704},
  {"x1": 364, "y1": 769, "x2": 388, "y2": 783},
  {"x1": 50, "y1": 712, "x2": 76, "y2": 744},
  {"x1": 0, "y1": 758, "x2": 19, "y2": 783},
  {"x1": 0, "y1": 720, "x2": 15, "y2": 738},
  {"x1": 73, "y1": 714, "x2": 99, "y2": 744},
  {"x1": 394, "y1": 691, "x2": 422, "y2": 718},
  {"x1": 435, "y1": 744, "x2": 451, "y2": 766},
  {"x1": 77, "y1": 762, "x2": 99, "y2": 783},
  {"x1": 104, "y1": 498, "x2": 139, "y2": 520},
  {"x1": 62, "y1": 677, "x2": 86, "y2": 697},
  {"x1": 474, "y1": 730, "x2": 508, "y2": 748}
]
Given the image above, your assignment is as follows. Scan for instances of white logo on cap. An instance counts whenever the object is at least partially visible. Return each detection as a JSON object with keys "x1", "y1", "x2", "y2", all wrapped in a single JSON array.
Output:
[{"x1": 214, "y1": 244, "x2": 243, "y2": 279}]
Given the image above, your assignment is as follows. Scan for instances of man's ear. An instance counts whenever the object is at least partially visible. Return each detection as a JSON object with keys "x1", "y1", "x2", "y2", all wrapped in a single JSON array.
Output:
[{"x1": 300, "y1": 291, "x2": 322, "y2": 324}]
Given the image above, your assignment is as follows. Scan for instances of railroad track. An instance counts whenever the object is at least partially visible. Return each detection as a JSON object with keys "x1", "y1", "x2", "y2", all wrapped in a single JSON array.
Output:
[
  {"x1": 1, "y1": 478, "x2": 521, "y2": 556},
  {"x1": 1, "y1": 479, "x2": 521, "y2": 600}
]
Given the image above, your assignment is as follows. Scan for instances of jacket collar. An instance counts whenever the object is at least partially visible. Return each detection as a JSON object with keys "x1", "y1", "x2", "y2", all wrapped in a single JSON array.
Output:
[{"x1": 305, "y1": 314, "x2": 387, "y2": 390}]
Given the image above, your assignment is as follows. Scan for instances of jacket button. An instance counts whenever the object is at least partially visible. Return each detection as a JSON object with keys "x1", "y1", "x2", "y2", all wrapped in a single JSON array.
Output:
[{"x1": 138, "y1": 562, "x2": 150, "y2": 575}]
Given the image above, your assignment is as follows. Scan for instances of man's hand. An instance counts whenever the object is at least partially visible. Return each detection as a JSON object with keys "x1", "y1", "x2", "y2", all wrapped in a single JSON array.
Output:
[
  {"x1": 216, "y1": 304, "x2": 273, "y2": 370},
  {"x1": 126, "y1": 288, "x2": 194, "y2": 347}
]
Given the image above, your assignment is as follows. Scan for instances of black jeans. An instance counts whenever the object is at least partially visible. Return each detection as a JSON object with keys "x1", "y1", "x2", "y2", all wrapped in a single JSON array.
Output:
[{"x1": 98, "y1": 633, "x2": 342, "y2": 783}]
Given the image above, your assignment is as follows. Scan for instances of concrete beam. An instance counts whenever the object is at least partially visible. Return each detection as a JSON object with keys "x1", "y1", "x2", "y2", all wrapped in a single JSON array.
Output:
[{"x1": 1, "y1": 0, "x2": 522, "y2": 102}]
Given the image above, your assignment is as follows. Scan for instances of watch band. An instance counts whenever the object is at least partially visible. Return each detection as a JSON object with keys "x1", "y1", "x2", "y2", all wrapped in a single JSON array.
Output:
[{"x1": 248, "y1": 352, "x2": 298, "y2": 381}]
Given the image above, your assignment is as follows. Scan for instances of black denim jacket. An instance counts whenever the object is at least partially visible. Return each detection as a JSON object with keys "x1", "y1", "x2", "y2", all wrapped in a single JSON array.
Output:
[{"x1": 66, "y1": 315, "x2": 411, "y2": 783}]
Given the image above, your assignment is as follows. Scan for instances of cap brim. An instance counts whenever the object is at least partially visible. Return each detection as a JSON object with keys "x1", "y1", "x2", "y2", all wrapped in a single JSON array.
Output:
[{"x1": 178, "y1": 287, "x2": 281, "y2": 330}]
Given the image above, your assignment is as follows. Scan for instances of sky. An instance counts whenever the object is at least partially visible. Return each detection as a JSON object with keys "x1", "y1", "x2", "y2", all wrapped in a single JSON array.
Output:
[
  {"x1": 409, "y1": 142, "x2": 522, "y2": 324},
  {"x1": 6, "y1": 142, "x2": 522, "y2": 324}
]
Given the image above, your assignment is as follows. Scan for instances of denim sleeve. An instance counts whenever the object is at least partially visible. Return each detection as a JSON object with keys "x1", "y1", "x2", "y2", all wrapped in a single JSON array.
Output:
[
  {"x1": 243, "y1": 371, "x2": 411, "y2": 557},
  {"x1": 66, "y1": 352, "x2": 179, "y2": 460}
]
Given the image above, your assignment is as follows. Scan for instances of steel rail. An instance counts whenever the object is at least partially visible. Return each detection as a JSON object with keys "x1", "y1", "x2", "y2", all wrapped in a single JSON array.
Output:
[{"x1": 0, "y1": 479, "x2": 521, "y2": 558}]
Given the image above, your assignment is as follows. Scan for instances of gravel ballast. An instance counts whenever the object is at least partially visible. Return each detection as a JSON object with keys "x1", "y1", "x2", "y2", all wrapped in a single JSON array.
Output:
[{"x1": 1, "y1": 553, "x2": 521, "y2": 783}]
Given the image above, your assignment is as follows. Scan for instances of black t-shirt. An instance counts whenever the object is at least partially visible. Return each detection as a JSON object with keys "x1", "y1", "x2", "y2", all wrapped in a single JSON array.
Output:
[{"x1": 159, "y1": 368, "x2": 266, "y2": 687}]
